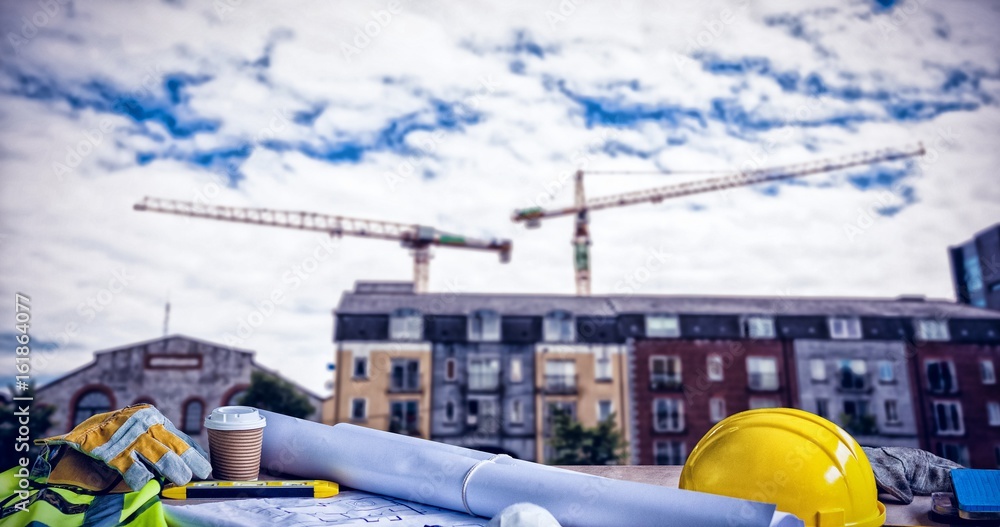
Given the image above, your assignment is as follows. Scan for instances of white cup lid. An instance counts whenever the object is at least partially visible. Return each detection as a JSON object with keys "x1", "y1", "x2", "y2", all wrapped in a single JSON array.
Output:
[{"x1": 204, "y1": 406, "x2": 267, "y2": 431}]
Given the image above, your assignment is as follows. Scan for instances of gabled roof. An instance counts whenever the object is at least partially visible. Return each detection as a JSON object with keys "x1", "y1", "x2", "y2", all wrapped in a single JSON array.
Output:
[{"x1": 92, "y1": 334, "x2": 255, "y2": 356}]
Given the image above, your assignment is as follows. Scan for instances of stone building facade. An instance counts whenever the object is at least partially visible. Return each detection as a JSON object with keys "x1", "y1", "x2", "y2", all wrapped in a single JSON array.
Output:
[{"x1": 36, "y1": 335, "x2": 324, "y2": 449}]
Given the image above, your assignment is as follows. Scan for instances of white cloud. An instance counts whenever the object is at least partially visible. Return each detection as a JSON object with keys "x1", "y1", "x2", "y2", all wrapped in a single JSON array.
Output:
[{"x1": 1, "y1": 0, "x2": 998, "y2": 395}]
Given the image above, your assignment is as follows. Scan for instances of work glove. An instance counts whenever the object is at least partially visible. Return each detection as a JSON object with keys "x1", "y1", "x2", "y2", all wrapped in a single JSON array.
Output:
[
  {"x1": 487, "y1": 503, "x2": 562, "y2": 527},
  {"x1": 35, "y1": 404, "x2": 212, "y2": 491},
  {"x1": 862, "y1": 446, "x2": 962, "y2": 504}
]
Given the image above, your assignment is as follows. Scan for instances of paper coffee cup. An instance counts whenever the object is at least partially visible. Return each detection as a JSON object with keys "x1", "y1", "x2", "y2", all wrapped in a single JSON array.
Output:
[{"x1": 204, "y1": 406, "x2": 267, "y2": 481}]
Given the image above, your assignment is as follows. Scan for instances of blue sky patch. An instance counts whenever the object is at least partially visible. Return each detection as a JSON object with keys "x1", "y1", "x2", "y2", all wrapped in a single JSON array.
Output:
[{"x1": 261, "y1": 98, "x2": 482, "y2": 166}]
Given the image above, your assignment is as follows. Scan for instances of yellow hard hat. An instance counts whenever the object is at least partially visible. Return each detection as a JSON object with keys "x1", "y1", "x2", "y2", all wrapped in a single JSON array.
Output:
[{"x1": 679, "y1": 408, "x2": 885, "y2": 527}]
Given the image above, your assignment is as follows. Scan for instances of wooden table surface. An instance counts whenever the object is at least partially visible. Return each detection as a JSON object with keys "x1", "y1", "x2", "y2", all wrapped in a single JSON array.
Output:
[{"x1": 558, "y1": 465, "x2": 946, "y2": 527}]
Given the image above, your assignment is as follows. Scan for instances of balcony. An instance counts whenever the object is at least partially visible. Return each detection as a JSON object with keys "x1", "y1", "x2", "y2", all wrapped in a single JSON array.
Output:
[
  {"x1": 467, "y1": 374, "x2": 500, "y2": 393},
  {"x1": 649, "y1": 375, "x2": 683, "y2": 392},
  {"x1": 388, "y1": 382, "x2": 422, "y2": 394},
  {"x1": 544, "y1": 374, "x2": 578, "y2": 394}
]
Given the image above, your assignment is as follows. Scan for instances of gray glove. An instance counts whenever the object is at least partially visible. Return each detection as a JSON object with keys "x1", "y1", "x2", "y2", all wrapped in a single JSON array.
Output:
[
  {"x1": 487, "y1": 503, "x2": 562, "y2": 527},
  {"x1": 863, "y1": 446, "x2": 962, "y2": 504}
]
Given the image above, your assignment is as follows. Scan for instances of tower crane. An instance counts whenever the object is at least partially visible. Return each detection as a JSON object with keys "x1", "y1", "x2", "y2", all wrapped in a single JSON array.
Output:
[
  {"x1": 135, "y1": 197, "x2": 512, "y2": 293},
  {"x1": 512, "y1": 144, "x2": 926, "y2": 296}
]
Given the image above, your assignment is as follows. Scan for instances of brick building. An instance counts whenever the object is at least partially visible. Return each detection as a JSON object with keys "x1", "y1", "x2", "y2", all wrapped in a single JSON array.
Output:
[{"x1": 332, "y1": 282, "x2": 1000, "y2": 467}]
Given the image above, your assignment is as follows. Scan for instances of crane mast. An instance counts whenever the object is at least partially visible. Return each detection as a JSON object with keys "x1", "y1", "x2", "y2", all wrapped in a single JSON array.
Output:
[
  {"x1": 513, "y1": 144, "x2": 925, "y2": 295},
  {"x1": 135, "y1": 197, "x2": 512, "y2": 293}
]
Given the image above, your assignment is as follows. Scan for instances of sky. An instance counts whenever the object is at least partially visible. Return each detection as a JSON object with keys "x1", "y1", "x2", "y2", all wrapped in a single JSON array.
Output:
[{"x1": 1, "y1": 0, "x2": 998, "y2": 395}]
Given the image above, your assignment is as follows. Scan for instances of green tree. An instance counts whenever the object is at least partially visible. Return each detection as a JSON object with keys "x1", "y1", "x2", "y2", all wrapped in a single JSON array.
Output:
[
  {"x1": 548, "y1": 409, "x2": 628, "y2": 465},
  {"x1": 237, "y1": 371, "x2": 315, "y2": 419},
  {"x1": 0, "y1": 383, "x2": 55, "y2": 471}
]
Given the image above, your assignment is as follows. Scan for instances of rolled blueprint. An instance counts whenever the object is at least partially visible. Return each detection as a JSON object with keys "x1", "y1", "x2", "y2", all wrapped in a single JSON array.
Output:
[{"x1": 258, "y1": 411, "x2": 801, "y2": 527}]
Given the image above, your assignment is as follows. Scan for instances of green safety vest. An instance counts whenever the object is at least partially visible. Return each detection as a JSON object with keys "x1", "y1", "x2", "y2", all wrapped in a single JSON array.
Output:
[{"x1": 0, "y1": 466, "x2": 166, "y2": 527}]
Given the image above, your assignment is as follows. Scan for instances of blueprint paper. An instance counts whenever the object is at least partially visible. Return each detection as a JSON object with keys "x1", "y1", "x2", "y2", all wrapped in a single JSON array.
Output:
[
  {"x1": 164, "y1": 490, "x2": 487, "y2": 527},
  {"x1": 258, "y1": 411, "x2": 803, "y2": 527}
]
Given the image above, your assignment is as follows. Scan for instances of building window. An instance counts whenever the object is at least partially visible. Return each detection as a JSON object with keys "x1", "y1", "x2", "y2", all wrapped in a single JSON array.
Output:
[
  {"x1": 646, "y1": 314, "x2": 680, "y2": 338},
  {"x1": 654, "y1": 441, "x2": 686, "y2": 465},
  {"x1": 390, "y1": 400, "x2": 419, "y2": 435},
  {"x1": 353, "y1": 356, "x2": 368, "y2": 378},
  {"x1": 936, "y1": 443, "x2": 970, "y2": 467},
  {"x1": 838, "y1": 359, "x2": 868, "y2": 391},
  {"x1": 750, "y1": 398, "x2": 780, "y2": 410},
  {"x1": 595, "y1": 348, "x2": 612, "y2": 381},
  {"x1": 650, "y1": 356, "x2": 682, "y2": 390},
  {"x1": 467, "y1": 400, "x2": 479, "y2": 426},
  {"x1": 468, "y1": 358, "x2": 500, "y2": 391},
  {"x1": 445, "y1": 401, "x2": 456, "y2": 423},
  {"x1": 828, "y1": 317, "x2": 862, "y2": 339},
  {"x1": 816, "y1": 398, "x2": 829, "y2": 419},
  {"x1": 744, "y1": 316, "x2": 775, "y2": 339},
  {"x1": 885, "y1": 400, "x2": 900, "y2": 424},
  {"x1": 933, "y1": 401, "x2": 964, "y2": 435},
  {"x1": 926, "y1": 360, "x2": 958, "y2": 394},
  {"x1": 182, "y1": 399, "x2": 204, "y2": 434},
  {"x1": 545, "y1": 359, "x2": 577, "y2": 393},
  {"x1": 982, "y1": 360, "x2": 997, "y2": 385},
  {"x1": 389, "y1": 308, "x2": 423, "y2": 340},
  {"x1": 510, "y1": 399, "x2": 523, "y2": 425},
  {"x1": 842, "y1": 400, "x2": 876, "y2": 435},
  {"x1": 878, "y1": 361, "x2": 895, "y2": 383},
  {"x1": 469, "y1": 310, "x2": 500, "y2": 342},
  {"x1": 545, "y1": 402, "x2": 576, "y2": 434},
  {"x1": 707, "y1": 355, "x2": 723, "y2": 381},
  {"x1": 915, "y1": 319, "x2": 950, "y2": 341},
  {"x1": 73, "y1": 389, "x2": 113, "y2": 426},
  {"x1": 444, "y1": 358, "x2": 457, "y2": 381},
  {"x1": 351, "y1": 398, "x2": 367, "y2": 420},
  {"x1": 988, "y1": 402, "x2": 1000, "y2": 427},
  {"x1": 390, "y1": 359, "x2": 420, "y2": 392},
  {"x1": 225, "y1": 390, "x2": 245, "y2": 407},
  {"x1": 598, "y1": 400, "x2": 613, "y2": 422},
  {"x1": 509, "y1": 357, "x2": 523, "y2": 383},
  {"x1": 747, "y1": 357, "x2": 778, "y2": 391},
  {"x1": 653, "y1": 399, "x2": 684, "y2": 432},
  {"x1": 709, "y1": 397, "x2": 726, "y2": 423},
  {"x1": 810, "y1": 359, "x2": 827, "y2": 382},
  {"x1": 543, "y1": 311, "x2": 574, "y2": 342}
]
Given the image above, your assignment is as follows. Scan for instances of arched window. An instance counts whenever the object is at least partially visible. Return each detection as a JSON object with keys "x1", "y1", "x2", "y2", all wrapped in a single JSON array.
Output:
[
  {"x1": 226, "y1": 390, "x2": 246, "y2": 406},
  {"x1": 389, "y1": 308, "x2": 423, "y2": 340},
  {"x1": 72, "y1": 388, "x2": 113, "y2": 426},
  {"x1": 182, "y1": 399, "x2": 205, "y2": 434}
]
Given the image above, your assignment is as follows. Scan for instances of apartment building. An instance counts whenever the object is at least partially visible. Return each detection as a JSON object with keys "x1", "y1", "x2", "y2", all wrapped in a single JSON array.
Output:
[
  {"x1": 333, "y1": 282, "x2": 1000, "y2": 467},
  {"x1": 908, "y1": 318, "x2": 1000, "y2": 467}
]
